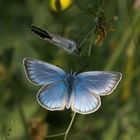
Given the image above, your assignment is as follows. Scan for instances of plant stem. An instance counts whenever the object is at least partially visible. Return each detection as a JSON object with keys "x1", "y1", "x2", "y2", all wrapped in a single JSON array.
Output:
[
  {"x1": 45, "y1": 132, "x2": 65, "y2": 138},
  {"x1": 44, "y1": 112, "x2": 76, "y2": 139},
  {"x1": 64, "y1": 112, "x2": 76, "y2": 140}
]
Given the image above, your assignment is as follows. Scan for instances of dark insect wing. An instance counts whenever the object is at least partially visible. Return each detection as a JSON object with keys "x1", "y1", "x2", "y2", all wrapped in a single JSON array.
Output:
[
  {"x1": 23, "y1": 58, "x2": 66, "y2": 85},
  {"x1": 77, "y1": 71, "x2": 122, "y2": 95},
  {"x1": 30, "y1": 25, "x2": 77, "y2": 54},
  {"x1": 30, "y1": 25, "x2": 52, "y2": 39}
]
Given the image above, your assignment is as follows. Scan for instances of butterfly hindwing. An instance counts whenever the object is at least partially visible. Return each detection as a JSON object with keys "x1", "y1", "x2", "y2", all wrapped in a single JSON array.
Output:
[
  {"x1": 23, "y1": 58, "x2": 66, "y2": 85},
  {"x1": 77, "y1": 71, "x2": 122, "y2": 96},
  {"x1": 71, "y1": 81, "x2": 101, "y2": 114},
  {"x1": 37, "y1": 81, "x2": 67, "y2": 111}
]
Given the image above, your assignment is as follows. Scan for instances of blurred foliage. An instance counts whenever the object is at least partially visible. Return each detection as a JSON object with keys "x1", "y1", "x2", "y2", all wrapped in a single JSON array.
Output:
[{"x1": 0, "y1": 0, "x2": 140, "y2": 140}]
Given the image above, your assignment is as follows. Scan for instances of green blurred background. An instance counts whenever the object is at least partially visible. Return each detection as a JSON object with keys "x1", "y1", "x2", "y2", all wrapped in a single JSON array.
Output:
[{"x1": 0, "y1": 0, "x2": 140, "y2": 140}]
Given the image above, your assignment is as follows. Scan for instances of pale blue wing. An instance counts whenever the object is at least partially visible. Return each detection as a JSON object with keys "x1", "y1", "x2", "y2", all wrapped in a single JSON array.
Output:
[
  {"x1": 23, "y1": 58, "x2": 66, "y2": 85},
  {"x1": 71, "y1": 81, "x2": 101, "y2": 114},
  {"x1": 51, "y1": 34, "x2": 77, "y2": 54},
  {"x1": 37, "y1": 81, "x2": 67, "y2": 110},
  {"x1": 77, "y1": 71, "x2": 122, "y2": 96}
]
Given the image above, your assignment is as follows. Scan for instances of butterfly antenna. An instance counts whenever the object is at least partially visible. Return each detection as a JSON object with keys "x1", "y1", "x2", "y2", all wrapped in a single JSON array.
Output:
[
  {"x1": 30, "y1": 24, "x2": 52, "y2": 39},
  {"x1": 70, "y1": 69, "x2": 73, "y2": 75}
]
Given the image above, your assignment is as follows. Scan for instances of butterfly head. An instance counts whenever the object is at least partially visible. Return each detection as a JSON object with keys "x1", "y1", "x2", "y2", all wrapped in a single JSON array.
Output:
[{"x1": 65, "y1": 72, "x2": 77, "y2": 84}]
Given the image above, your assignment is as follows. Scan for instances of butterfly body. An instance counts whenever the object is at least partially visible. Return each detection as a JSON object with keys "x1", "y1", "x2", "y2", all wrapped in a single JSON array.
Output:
[
  {"x1": 64, "y1": 73, "x2": 78, "y2": 109},
  {"x1": 23, "y1": 58, "x2": 122, "y2": 114}
]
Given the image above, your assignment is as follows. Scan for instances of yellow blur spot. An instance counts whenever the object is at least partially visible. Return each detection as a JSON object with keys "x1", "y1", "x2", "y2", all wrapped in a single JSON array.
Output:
[{"x1": 50, "y1": 0, "x2": 72, "y2": 12}]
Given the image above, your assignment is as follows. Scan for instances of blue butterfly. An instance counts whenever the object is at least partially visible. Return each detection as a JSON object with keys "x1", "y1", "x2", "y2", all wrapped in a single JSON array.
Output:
[
  {"x1": 23, "y1": 58, "x2": 122, "y2": 114},
  {"x1": 31, "y1": 25, "x2": 77, "y2": 54}
]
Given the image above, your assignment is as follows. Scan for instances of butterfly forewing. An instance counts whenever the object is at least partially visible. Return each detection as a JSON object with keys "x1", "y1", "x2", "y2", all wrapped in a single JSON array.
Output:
[
  {"x1": 23, "y1": 58, "x2": 66, "y2": 85},
  {"x1": 77, "y1": 71, "x2": 122, "y2": 96},
  {"x1": 37, "y1": 81, "x2": 67, "y2": 110}
]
